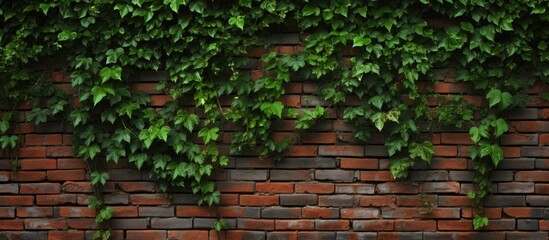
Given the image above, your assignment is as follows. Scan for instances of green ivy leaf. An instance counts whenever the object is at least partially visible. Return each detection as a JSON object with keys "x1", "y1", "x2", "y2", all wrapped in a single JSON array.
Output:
[
  {"x1": 368, "y1": 96, "x2": 383, "y2": 109},
  {"x1": 491, "y1": 118, "x2": 508, "y2": 138},
  {"x1": 371, "y1": 112, "x2": 386, "y2": 131},
  {"x1": 490, "y1": 144, "x2": 504, "y2": 166},
  {"x1": 228, "y1": 15, "x2": 245, "y2": 30},
  {"x1": 260, "y1": 101, "x2": 284, "y2": 118},
  {"x1": 409, "y1": 141, "x2": 435, "y2": 163},
  {"x1": 353, "y1": 36, "x2": 372, "y2": 47},
  {"x1": 486, "y1": 88, "x2": 502, "y2": 108},
  {"x1": 198, "y1": 127, "x2": 219, "y2": 144},
  {"x1": 91, "y1": 171, "x2": 109, "y2": 186}
]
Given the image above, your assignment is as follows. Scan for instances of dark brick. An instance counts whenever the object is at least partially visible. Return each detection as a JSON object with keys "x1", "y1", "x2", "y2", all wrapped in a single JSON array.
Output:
[
  {"x1": 507, "y1": 232, "x2": 548, "y2": 240},
  {"x1": 315, "y1": 170, "x2": 355, "y2": 182},
  {"x1": 266, "y1": 232, "x2": 297, "y2": 240},
  {"x1": 490, "y1": 171, "x2": 514, "y2": 182},
  {"x1": 0, "y1": 231, "x2": 48, "y2": 240},
  {"x1": 506, "y1": 108, "x2": 539, "y2": 120},
  {"x1": 110, "y1": 219, "x2": 148, "y2": 229},
  {"x1": 318, "y1": 195, "x2": 354, "y2": 207},
  {"x1": 150, "y1": 218, "x2": 192, "y2": 229},
  {"x1": 409, "y1": 170, "x2": 448, "y2": 181},
  {"x1": 103, "y1": 193, "x2": 129, "y2": 205},
  {"x1": 261, "y1": 207, "x2": 301, "y2": 219},
  {"x1": 139, "y1": 207, "x2": 174, "y2": 217},
  {"x1": 298, "y1": 232, "x2": 336, "y2": 240},
  {"x1": 280, "y1": 194, "x2": 317, "y2": 206},
  {"x1": 485, "y1": 196, "x2": 525, "y2": 207},
  {"x1": 522, "y1": 147, "x2": 549, "y2": 157},
  {"x1": 275, "y1": 157, "x2": 336, "y2": 169},
  {"x1": 226, "y1": 230, "x2": 265, "y2": 240},
  {"x1": 498, "y1": 182, "x2": 534, "y2": 193},
  {"x1": 265, "y1": 33, "x2": 300, "y2": 44},
  {"x1": 0, "y1": 184, "x2": 18, "y2": 194},
  {"x1": 500, "y1": 134, "x2": 538, "y2": 145},
  {"x1": 270, "y1": 170, "x2": 310, "y2": 181},
  {"x1": 335, "y1": 232, "x2": 376, "y2": 240},
  {"x1": 449, "y1": 171, "x2": 474, "y2": 181},
  {"x1": 377, "y1": 232, "x2": 423, "y2": 240},
  {"x1": 526, "y1": 196, "x2": 549, "y2": 206},
  {"x1": 193, "y1": 218, "x2": 236, "y2": 229},
  {"x1": 228, "y1": 170, "x2": 268, "y2": 181},
  {"x1": 498, "y1": 158, "x2": 536, "y2": 169},
  {"x1": 517, "y1": 219, "x2": 539, "y2": 231},
  {"x1": 363, "y1": 146, "x2": 388, "y2": 157}
]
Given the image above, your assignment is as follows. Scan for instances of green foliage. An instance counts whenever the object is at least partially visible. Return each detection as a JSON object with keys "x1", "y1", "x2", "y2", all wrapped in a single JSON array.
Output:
[{"x1": 1, "y1": 0, "x2": 547, "y2": 233}]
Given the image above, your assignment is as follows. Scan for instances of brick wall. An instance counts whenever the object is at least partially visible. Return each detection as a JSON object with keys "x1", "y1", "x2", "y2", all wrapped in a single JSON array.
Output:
[{"x1": 1, "y1": 33, "x2": 548, "y2": 240}]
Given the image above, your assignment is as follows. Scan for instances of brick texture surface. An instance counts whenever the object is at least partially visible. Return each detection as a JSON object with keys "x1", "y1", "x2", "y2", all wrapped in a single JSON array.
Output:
[{"x1": 0, "y1": 32, "x2": 547, "y2": 240}]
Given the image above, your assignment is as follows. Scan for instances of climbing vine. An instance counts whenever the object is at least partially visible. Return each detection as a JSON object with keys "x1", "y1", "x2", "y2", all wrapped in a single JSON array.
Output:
[{"x1": 1, "y1": 0, "x2": 548, "y2": 236}]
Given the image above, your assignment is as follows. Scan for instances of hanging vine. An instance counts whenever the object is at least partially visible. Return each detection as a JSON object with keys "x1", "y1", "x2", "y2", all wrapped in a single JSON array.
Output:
[{"x1": 1, "y1": 0, "x2": 548, "y2": 237}]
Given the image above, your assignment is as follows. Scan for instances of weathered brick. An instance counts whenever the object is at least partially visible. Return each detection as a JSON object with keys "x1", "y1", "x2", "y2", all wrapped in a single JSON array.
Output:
[
  {"x1": 24, "y1": 219, "x2": 66, "y2": 229},
  {"x1": 130, "y1": 194, "x2": 170, "y2": 205},
  {"x1": 225, "y1": 230, "x2": 265, "y2": 240},
  {"x1": 218, "y1": 207, "x2": 260, "y2": 218},
  {"x1": 420, "y1": 182, "x2": 460, "y2": 193},
  {"x1": 228, "y1": 170, "x2": 268, "y2": 181},
  {"x1": 175, "y1": 206, "x2": 216, "y2": 217},
  {"x1": 514, "y1": 121, "x2": 549, "y2": 132},
  {"x1": 396, "y1": 195, "x2": 436, "y2": 207},
  {"x1": 0, "y1": 207, "x2": 15, "y2": 218},
  {"x1": 507, "y1": 232, "x2": 548, "y2": 240},
  {"x1": 360, "y1": 171, "x2": 392, "y2": 181},
  {"x1": 482, "y1": 219, "x2": 516, "y2": 230},
  {"x1": 352, "y1": 220, "x2": 394, "y2": 231},
  {"x1": 274, "y1": 219, "x2": 314, "y2": 230},
  {"x1": 526, "y1": 196, "x2": 549, "y2": 206},
  {"x1": 315, "y1": 170, "x2": 355, "y2": 182},
  {"x1": 266, "y1": 231, "x2": 298, "y2": 240},
  {"x1": 118, "y1": 182, "x2": 157, "y2": 193},
  {"x1": 261, "y1": 207, "x2": 301, "y2": 219},
  {"x1": 490, "y1": 170, "x2": 514, "y2": 182},
  {"x1": 237, "y1": 219, "x2": 274, "y2": 230},
  {"x1": 302, "y1": 207, "x2": 339, "y2": 219},
  {"x1": 150, "y1": 217, "x2": 192, "y2": 229},
  {"x1": 270, "y1": 170, "x2": 310, "y2": 181},
  {"x1": 376, "y1": 182, "x2": 418, "y2": 194},
  {"x1": 318, "y1": 195, "x2": 354, "y2": 207},
  {"x1": 315, "y1": 220, "x2": 349, "y2": 230},
  {"x1": 36, "y1": 194, "x2": 77, "y2": 205},
  {"x1": 498, "y1": 158, "x2": 536, "y2": 169},
  {"x1": 110, "y1": 218, "x2": 148, "y2": 229},
  {"x1": 47, "y1": 170, "x2": 85, "y2": 181},
  {"x1": 217, "y1": 181, "x2": 255, "y2": 193},
  {"x1": 48, "y1": 230, "x2": 84, "y2": 240},
  {"x1": 318, "y1": 146, "x2": 364, "y2": 157},
  {"x1": 437, "y1": 196, "x2": 471, "y2": 207},
  {"x1": 437, "y1": 220, "x2": 473, "y2": 231},
  {"x1": 429, "y1": 158, "x2": 468, "y2": 170},
  {"x1": 485, "y1": 196, "x2": 525, "y2": 207},
  {"x1": 0, "y1": 220, "x2": 24, "y2": 230},
  {"x1": 19, "y1": 159, "x2": 57, "y2": 170},
  {"x1": 0, "y1": 184, "x2": 18, "y2": 194},
  {"x1": 335, "y1": 232, "x2": 377, "y2": 240},
  {"x1": 295, "y1": 182, "x2": 334, "y2": 194},
  {"x1": 283, "y1": 145, "x2": 317, "y2": 157},
  {"x1": 410, "y1": 170, "x2": 449, "y2": 181},
  {"x1": 335, "y1": 184, "x2": 374, "y2": 194},
  {"x1": 57, "y1": 207, "x2": 96, "y2": 217},
  {"x1": 10, "y1": 171, "x2": 46, "y2": 182},
  {"x1": 498, "y1": 182, "x2": 534, "y2": 193},
  {"x1": 298, "y1": 232, "x2": 336, "y2": 240},
  {"x1": 340, "y1": 208, "x2": 379, "y2": 219},
  {"x1": 501, "y1": 134, "x2": 538, "y2": 145},
  {"x1": 280, "y1": 194, "x2": 317, "y2": 206},
  {"x1": 20, "y1": 183, "x2": 61, "y2": 194},
  {"x1": 138, "y1": 206, "x2": 174, "y2": 217}
]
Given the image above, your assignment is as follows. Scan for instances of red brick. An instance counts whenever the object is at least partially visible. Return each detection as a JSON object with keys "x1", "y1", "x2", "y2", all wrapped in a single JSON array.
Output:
[
  {"x1": 437, "y1": 220, "x2": 473, "y2": 230},
  {"x1": 19, "y1": 159, "x2": 57, "y2": 170},
  {"x1": 437, "y1": 196, "x2": 471, "y2": 207},
  {"x1": 284, "y1": 146, "x2": 317, "y2": 157},
  {"x1": 18, "y1": 147, "x2": 46, "y2": 158},
  {"x1": 420, "y1": 182, "x2": 460, "y2": 193},
  {"x1": 58, "y1": 207, "x2": 96, "y2": 217},
  {"x1": 36, "y1": 194, "x2": 77, "y2": 205},
  {"x1": 48, "y1": 231, "x2": 84, "y2": 240},
  {"x1": 168, "y1": 230, "x2": 209, "y2": 240},
  {"x1": 0, "y1": 207, "x2": 14, "y2": 218},
  {"x1": 515, "y1": 171, "x2": 549, "y2": 182},
  {"x1": 16, "y1": 207, "x2": 52, "y2": 218},
  {"x1": 47, "y1": 170, "x2": 85, "y2": 181},
  {"x1": 376, "y1": 182, "x2": 418, "y2": 194},
  {"x1": 275, "y1": 220, "x2": 314, "y2": 230},
  {"x1": 126, "y1": 230, "x2": 167, "y2": 240},
  {"x1": 434, "y1": 146, "x2": 457, "y2": 157},
  {"x1": 395, "y1": 220, "x2": 436, "y2": 231},
  {"x1": 503, "y1": 207, "x2": 542, "y2": 218},
  {"x1": 359, "y1": 196, "x2": 396, "y2": 207},
  {"x1": 238, "y1": 219, "x2": 274, "y2": 230},
  {"x1": 0, "y1": 220, "x2": 24, "y2": 230},
  {"x1": 239, "y1": 195, "x2": 278, "y2": 206},
  {"x1": 112, "y1": 206, "x2": 138, "y2": 217},
  {"x1": 150, "y1": 95, "x2": 173, "y2": 106},
  {"x1": 57, "y1": 158, "x2": 86, "y2": 169},
  {"x1": 10, "y1": 171, "x2": 46, "y2": 182},
  {"x1": 176, "y1": 206, "x2": 216, "y2": 217},
  {"x1": 25, "y1": 134, "x2": 62, "y2": 146},
  {"x1": 0, "y1": 196, "x2": 34, "y2": 206},
  {"x1": 225, "y1": 230, "x2": 265, "y2": 240},
  {"x1": 340, "y1": 158, "x2": 378, "y2": 169},
  {"x1": 462, "y1": 208, "x2": 502, "y2": 219},
  {"x1": 130, "y1": 194, "x2": 170, "y2": 205},
  {"x1": 300, "y1": 133, "x2": 336, "y2": 144},
  {"x1": 295, "y1": 182, "x2": 334, "y2": 194},
  {"x1": 360, "y1": 171, "x2": 393, "y2": 181},
  {"x1": 541, "y1": 220, "x2": 549, "y2": 231},
  {"x1": 514, "y1": 121, "x2": 549, "y2": 132},
  {"x1": 285, "y1": 82, "x2": 302, "y2": 94},
  {"x1": 441, "y1": 133, "x2": 473, "y2": 145},
  {"x1": 535, "y1": 184, "x2": 549, "y2": 194},
  {"x1": 541, "y1": 134, "x2": 549, "y2": 144},
  {"x1": 219, "y1": 193, "x2": 239, "y2": 205},
  {"x1": 256, "y1": 182, "x2": 293, "y2": 193},
  {"x1": 266, "y1": 232, "x2": 298, "y2": 240},
  {"x1": 281, "y1": 95, "x2": 301, "y2": 107},
  {"x1": 118, "y1": 182, "x2": 157, "y2": 193},
  {"x1": 20, "y1": 183, "x2": 61, "y2": 194}
]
